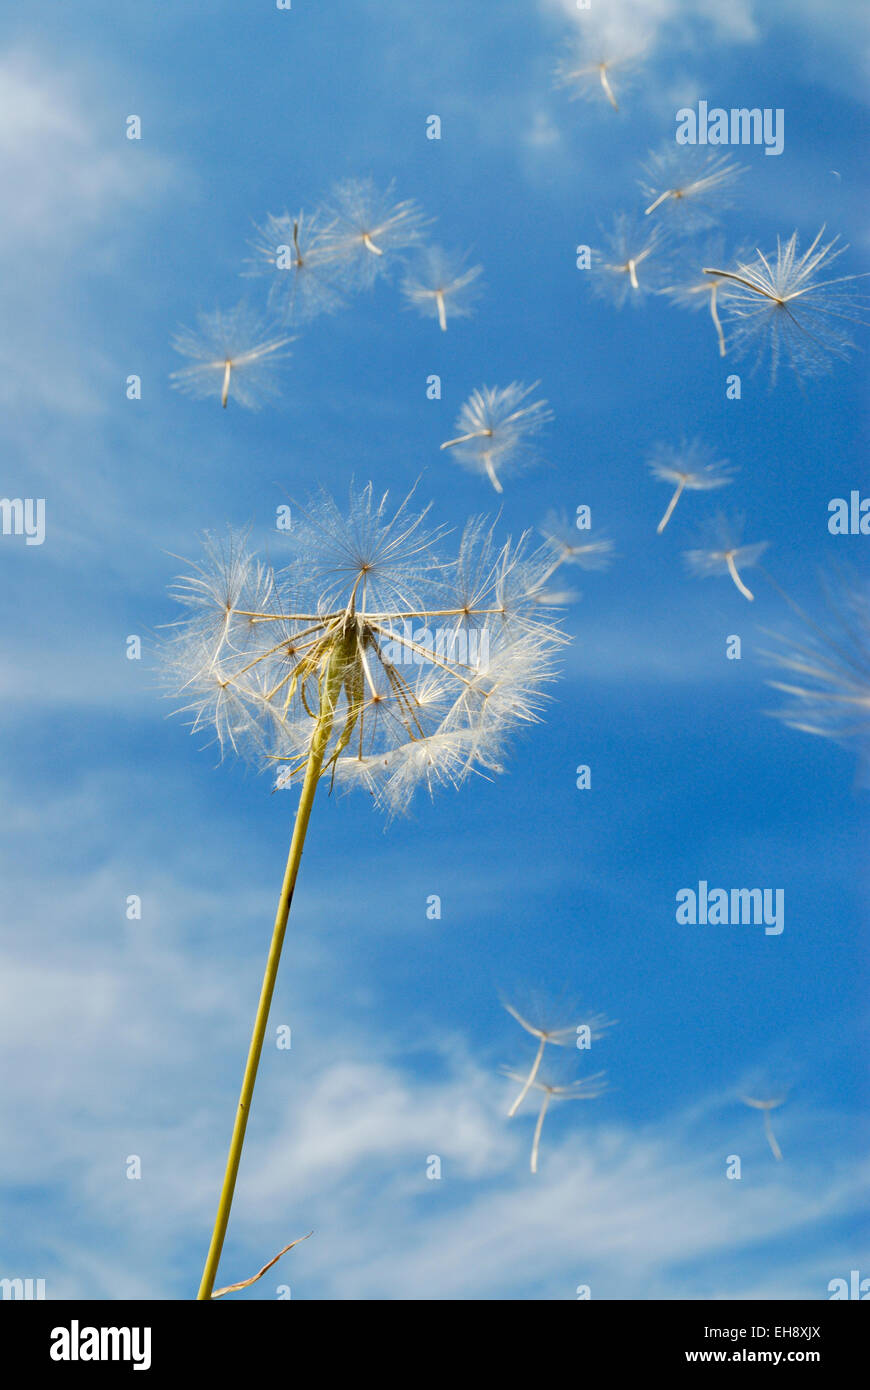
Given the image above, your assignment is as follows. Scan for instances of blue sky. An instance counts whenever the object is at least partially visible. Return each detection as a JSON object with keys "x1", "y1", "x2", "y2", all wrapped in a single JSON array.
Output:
[{"x1": 0, "y1": 0, "x2": 867, "y2": 1300}]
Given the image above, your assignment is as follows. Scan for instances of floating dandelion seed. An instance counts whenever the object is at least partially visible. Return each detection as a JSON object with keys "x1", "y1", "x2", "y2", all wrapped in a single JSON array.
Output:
[
  {"x1": 553, "y1": 36, "x2": 644, "y2": 112},
  {"x1": 440, "y1": 382, "x2": 553, "y2": 493},
  {"x1": 640, "y1": 148, "x2": 746, "y2": 230},
  {"x1": 322, "y1": 177, "x2": 430, "y2": 289},
  {"x1": 662, "y1": 237, "x2": 743, "y2": 357},
  {"x1": 537, "y1": 511, "x2": 615, "y2": 588},
  {"x1": 741, "y1": 1095, "x2": 787, "y2": 1161},
  {"x1": 703, "y1": 227, "x2": 868, "y2": 384},
  {"x1": 760, "y1": 569, "x2": 870, "y2": 780},
  {"x1": 502, "y1": 994, "x2": 612, "y2": 1119},
  {"x1": 502, "y1": 1064, "x2": 608, "y2": 1174},
  {"x1": 648, "y1": 439, "x2": 735, "y2": 533},
  {"x1": 685, "y1": 514, "x2": 768, "y2": 602},
  {"x1": 170, "y1": 303, "x2": 293, "y2": 409},
  {"x1": 162, "y1": 483, "x2": 569, "y2": 1296},
  {"x1": 401, "y1": 245, "x2": 484, "y2": 331},
  {"x1": 246, "y1": 210, "x2": 345, "y2": 325},
  {"x1": 589, "y1": 213, "x2": 672, "y2": 308}
]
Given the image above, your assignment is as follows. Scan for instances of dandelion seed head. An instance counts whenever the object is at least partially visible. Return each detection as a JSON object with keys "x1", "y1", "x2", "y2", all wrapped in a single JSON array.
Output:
[
  {"x1": 283, "y1": 481, "x2": 447, "y2": 616},
  {"x1": 162, "y1": 483, "x2": 568, "y2": 813},
  {"x1": 166, "y1": 527, "x2": 276, "y2": 654},
  {"x1": 330, "y1": 726, "x2": 490, "y2": 813}
]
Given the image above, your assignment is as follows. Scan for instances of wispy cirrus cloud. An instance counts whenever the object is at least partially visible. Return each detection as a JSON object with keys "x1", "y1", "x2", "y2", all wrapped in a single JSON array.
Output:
[
  {"x1": 542, "y1": 0, "x2": 870, "y2": 100},
  {"x1": 0, "y1": 835, "x2": 865, "y2": 1300},
  {"x1": 542, "y1": 0, "x2": 759, "y2": 54},
  {"x1": 0, "y1": 49, "x2": 176, "y2": 254},
  {"x1": 0, "y1": 48, "x2": 179, "y2": 416}
]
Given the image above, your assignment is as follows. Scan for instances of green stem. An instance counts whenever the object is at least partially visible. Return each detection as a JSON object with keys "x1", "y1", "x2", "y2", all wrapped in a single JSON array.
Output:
[{"x1": 196, "y1": 658, "x2": 343, "y2": 1300}]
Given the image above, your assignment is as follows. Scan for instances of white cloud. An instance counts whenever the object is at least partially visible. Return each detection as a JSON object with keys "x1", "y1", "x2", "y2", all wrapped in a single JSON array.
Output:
[
  {"x1": 523, "y1": 108, "x2": 564, "y2": 152},
  {"x1": 542, "y1": 0, "x2": 759, "y2": 51},
  {"x1": 0, "y1": 50, "x2": 175, "y2": 255},
  {"x1": 0, "y1": 845, "x2": 864, "y2": 1300},
  {"x1": 542, "y1": 0, "x2": 870, "y2": 101},
  {"x1": 0, "y1": 48, "x2": 179, "y2": 416}
]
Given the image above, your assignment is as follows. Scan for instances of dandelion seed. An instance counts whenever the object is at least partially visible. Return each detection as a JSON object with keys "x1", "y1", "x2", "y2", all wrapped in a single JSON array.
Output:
[
  {"x1": 401, "y1": 245, "x2": 484, "y2": 332},
  {"x1": 554, "y1": 36, "x2": 643, "y2": 112},
  {"x1": 170, "y1": 303, "x2": 293, "y2": 409},
  {"x1": 741, "y1": 1094, "x2": 787, "y2": 1162},
  {"x1": 502, "y1": 1063, "x2": 607, "y2": 1174},
  {"x1": 246, "y1": 210, "x2": 345, "y2": 324},
  {"x1": 162, "y1": 483, "x2": 570, "y2": 1297},
  {"x1": 760, "y1": 569, "x2": 870, "y2": 780},
  {"x1": 684, "y1": 514, "x2": 768, "y2": 602},
  {"x1": 703, "y1": 227, "x2": 868, "y2": 384},
  {"x1": 589, "y1": 213, "x2": 672, "y2": 309},
  {"x1": 662, "y1": 238, "x2": 743, "y2": 357},
  {"x1": 502, "y1": 993, "x2": 612, "y2": 1118},
  {"x1": 648, "y1": 439, "x2": 734, "y2": 533},
  {"x1": 322, "y1": 177, "x2": 430, "y2": 289},
  {"x1": 640, "y1": 147, "x2": 745, "y2": 230},
  {"x1": 537, "y1": 511, "x2": 615, "y2": 590},
  {"x1": 440, "y1": 382, "x2": 553, "y2": 493}
]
